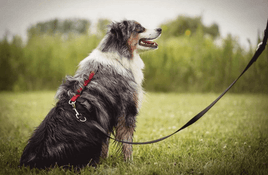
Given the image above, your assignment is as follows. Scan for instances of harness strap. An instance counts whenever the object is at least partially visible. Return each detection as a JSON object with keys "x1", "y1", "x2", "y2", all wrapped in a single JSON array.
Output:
[
  {"x1": 100, "y1": 19, "x2": 268, "y2": 145},
  {"x1": 70, "y1": 72, "x2": 95, "y2": 102},
  {"x1": 69, "y1": 71, "x2": 95, "y2": 122}
]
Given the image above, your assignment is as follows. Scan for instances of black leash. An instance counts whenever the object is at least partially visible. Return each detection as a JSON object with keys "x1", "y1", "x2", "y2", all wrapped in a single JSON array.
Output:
[{"x1": 96, "y1": 20, "x2": 268, "y2": 145}]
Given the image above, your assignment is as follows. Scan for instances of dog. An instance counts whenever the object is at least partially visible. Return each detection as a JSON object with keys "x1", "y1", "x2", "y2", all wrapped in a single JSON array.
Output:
[{"x1": 20, "y1": 20, "x2": 162, "y2": 169}]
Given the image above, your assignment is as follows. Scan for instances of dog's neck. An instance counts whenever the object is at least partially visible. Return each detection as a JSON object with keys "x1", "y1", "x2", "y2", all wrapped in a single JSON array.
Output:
[
  {"x1": 78, "y1": 49, "x2": 144, "y2": 87},
  {"x1": 75, "y1": 49, "x2": 144, "y2": 109},
  {"x1": 98, "y1": 34, "x2": 132, "y2": 59},
  {"x1": 113, "y1": 51, "x2": 144, "y2": 86},
  {"x1": 105, "y1": 49, "x2": 144, "y2": 86}
]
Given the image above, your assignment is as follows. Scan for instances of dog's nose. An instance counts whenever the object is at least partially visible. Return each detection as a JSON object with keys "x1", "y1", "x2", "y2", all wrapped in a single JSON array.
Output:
[{"x1": 156, "y1": 28, "x2": 162, "y2": 33}]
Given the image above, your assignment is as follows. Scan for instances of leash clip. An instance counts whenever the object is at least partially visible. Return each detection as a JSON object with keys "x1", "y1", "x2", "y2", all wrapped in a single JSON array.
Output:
[
  {"x1": 69, "y1": 100, "x2": 87, "y2": 122},
  {"x1": 68, "y1": 72, "x2": 95, "y2": 123}
]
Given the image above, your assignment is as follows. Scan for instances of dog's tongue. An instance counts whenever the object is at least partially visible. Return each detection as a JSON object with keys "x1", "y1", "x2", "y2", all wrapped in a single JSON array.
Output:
[
  {"x1": 141, "y1": 39, "x2": 158, "y2": 47},
  {"x1": 146, "y1": 40, "x2": 157, "y2": 45},
  {"x1": 144, "y1": 40, "x2": 153, "y2": 44}
]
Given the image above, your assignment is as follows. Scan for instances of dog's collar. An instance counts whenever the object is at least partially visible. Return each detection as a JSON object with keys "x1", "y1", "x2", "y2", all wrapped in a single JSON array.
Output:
[{"x1": 69, "y1": 71, "x2": 95, "y2": 122}]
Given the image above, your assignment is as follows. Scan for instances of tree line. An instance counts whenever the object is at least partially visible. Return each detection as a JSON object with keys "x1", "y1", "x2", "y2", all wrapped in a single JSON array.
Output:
[{"x1": 0, "y1": 16, "x2": 267, "y2": 93}]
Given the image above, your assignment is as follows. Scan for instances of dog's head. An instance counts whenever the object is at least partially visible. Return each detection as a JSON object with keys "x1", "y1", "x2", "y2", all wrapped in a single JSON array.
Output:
[{"x1": 99, "y1": 20, "x2": 162, "y2": 59}]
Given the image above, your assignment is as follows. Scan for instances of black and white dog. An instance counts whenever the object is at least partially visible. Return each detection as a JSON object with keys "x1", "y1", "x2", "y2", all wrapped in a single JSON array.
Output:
[{"x1": 20, "y1": 20, "x2": 161, "y2": 169}]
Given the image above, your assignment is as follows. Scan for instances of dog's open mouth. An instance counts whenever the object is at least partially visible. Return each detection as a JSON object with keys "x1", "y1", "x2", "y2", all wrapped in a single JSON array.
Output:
[{"x1": 139, "y1": 39, "x2": 158, "y2": 48}]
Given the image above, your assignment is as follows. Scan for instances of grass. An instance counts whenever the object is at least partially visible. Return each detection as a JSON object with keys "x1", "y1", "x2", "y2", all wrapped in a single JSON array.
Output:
[{"x1": 0, "y1": 91, "x2": 268, "y2": 174}]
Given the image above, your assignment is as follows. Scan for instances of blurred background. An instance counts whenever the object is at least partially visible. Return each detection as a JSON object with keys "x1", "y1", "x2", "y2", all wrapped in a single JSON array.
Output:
[{"x1": 0, "y1": 0, "x2": 267, "y2": 93}]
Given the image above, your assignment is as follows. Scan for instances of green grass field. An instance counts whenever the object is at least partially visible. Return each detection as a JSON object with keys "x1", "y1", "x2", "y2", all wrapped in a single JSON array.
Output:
[{"x1": 0, "y1": 92, "x2": 268, "y2": 174}]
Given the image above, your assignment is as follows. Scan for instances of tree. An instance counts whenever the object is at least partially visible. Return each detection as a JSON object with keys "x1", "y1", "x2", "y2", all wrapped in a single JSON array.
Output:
[
  {"x1": 161, "y1": 15, "x2": 220, "y2": 39},
  {"x1": 0, "y1": 35, "x2": 25, "y2": 91},
  {"x1": 27, "y1": 18, "x2": 91, "y2": 39}
]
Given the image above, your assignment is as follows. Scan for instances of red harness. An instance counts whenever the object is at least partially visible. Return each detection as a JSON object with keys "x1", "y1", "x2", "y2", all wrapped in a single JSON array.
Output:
[
  {"x1": 69, "y1": 71, "x2": 95, "y2": 122},
  {"x1": 70, "y1": 71, "x2": 95, "y2": 102}
]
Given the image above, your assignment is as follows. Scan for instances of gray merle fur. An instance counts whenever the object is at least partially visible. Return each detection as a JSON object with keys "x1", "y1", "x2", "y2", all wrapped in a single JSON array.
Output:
[{"x1": 20, "y1": 20, "x2": 141, "y2": 169}]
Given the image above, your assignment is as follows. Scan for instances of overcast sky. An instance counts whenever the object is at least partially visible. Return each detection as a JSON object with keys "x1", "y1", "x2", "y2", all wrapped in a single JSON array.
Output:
[{"x1": 1, "y1": 0, "x2": 267, "y2": 49}]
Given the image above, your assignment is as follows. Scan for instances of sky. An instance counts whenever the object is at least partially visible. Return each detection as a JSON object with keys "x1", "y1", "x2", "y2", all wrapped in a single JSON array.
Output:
[{"x1": 0, "y1": 0, "x2": 268, "y2": 49}]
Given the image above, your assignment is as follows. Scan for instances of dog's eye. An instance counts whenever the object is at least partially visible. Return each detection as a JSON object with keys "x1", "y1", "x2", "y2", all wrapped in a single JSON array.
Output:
[
  {"x1": 139, "y1": 27, "x2": 145, "y2": 33},
  {"x1": 136, "y1": 24, "x2": 145, "y2": 33}
]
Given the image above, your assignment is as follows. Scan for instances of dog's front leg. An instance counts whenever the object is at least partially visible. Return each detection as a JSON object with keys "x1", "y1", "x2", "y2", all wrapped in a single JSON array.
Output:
[
  {"x1": 100, "y1": 132, "x2": 111, "y2": 159},
  {"x1": 115, "y1": 116, "x2": 135, "y2": 161}
]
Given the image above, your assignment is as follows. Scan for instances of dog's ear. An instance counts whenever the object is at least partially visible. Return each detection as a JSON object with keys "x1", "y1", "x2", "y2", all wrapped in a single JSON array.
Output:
[
  {"x1": 110, "y1": 23, "x2": 124, "y2": 41},
  {"x1": 108, "y1": 22, "x2": 117, "y2": 35},
  {"x1": 123, "y1": 20, "x2": 128, "y2": 29},
  {"x1": 122, "y1": 20, "x2": 130, "y2": 36},
  {"x1": 110, "y1": 28, "x2": 115, "y2": 36}
]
